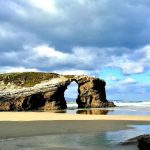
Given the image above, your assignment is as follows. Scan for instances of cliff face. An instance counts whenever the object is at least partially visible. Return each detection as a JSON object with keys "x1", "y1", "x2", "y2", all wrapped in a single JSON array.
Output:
[{"x1": 0, "y1": 72, "x2": 115, "y2": 111}]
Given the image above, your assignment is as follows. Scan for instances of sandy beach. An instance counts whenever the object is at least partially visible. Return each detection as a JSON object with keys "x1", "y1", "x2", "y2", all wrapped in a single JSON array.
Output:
[
  {"x1": 0, "y1": 112, "x2": 150, "y2": 140},
  {"x1": 0, "y1": 112, "x2": 150, "y2": 121}
]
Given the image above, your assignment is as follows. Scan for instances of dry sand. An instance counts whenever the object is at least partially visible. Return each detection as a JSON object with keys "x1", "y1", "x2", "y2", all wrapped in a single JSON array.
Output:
[
  {"x1": 0, "y1": 112, "x2": 150, "y2": 140},
  {"x1": 0, "y1": 112, "x2": 150, "y2": 121}
]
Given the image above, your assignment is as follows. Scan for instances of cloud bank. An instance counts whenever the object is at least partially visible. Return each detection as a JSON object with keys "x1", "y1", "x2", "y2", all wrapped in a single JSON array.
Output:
[{"x1": 0, "y1": 0, "x2": 150, "y2": 100}]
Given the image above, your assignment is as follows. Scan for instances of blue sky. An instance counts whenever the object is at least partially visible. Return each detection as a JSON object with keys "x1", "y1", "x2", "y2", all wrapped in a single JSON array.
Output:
[{"x1": 0, "y1": 0, "x2": 150, "y2": 101}]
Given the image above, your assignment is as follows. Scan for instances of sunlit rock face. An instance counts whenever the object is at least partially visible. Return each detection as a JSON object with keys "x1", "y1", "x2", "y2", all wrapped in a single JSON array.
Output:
[
  {"x1": 0, "y1": 72, "x2": 115, "y2": 111},
  {"x1": 73, "y1": 76, "x2": 114, "y2": 108}
]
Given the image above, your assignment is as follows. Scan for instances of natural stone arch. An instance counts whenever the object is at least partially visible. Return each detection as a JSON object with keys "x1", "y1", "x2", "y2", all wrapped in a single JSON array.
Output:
[
  {"x1": 63, "y1": 76, "x2": 113, "y2": 109},
  {"x1": 0, "y1": 73, "x2": 115, "y2": 111}
]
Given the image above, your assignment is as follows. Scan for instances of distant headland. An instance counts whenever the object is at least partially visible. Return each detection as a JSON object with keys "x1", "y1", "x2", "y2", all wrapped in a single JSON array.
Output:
[{"x1": 0, "y1": 72, "x2": 115, "y2": 111}]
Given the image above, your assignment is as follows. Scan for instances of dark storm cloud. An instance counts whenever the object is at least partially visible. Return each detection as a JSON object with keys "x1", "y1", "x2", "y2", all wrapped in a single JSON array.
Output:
[
  {"x1": 0, "y1": 0, "x2": 150, "y2": 72},
  {"x1": 0, "y1": 0, "x2": 150, "y2": 100},
  {"x1": 1, "y1": 0, "x2": 150, "y2": 52}
]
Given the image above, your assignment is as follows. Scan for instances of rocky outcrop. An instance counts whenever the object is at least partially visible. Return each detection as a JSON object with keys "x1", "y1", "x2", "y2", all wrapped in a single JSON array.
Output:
[
  {"x1": 0, "y1": 72, "x2": 115, "y2": 111},
  {"x1": 121, "y1": 134, "x2": 150, "y2": 150},
  {"x1": 74, "y1": 76, "x2": 114, "y2": 108},
  {"x1": 138, "y1": 134, "x2": 150, "y2": 150}
]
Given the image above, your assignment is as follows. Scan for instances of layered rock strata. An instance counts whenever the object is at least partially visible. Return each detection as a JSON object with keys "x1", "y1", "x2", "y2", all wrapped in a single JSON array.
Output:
[{"x1": 0, "y1": 72, "x2": 115, "y2": 111}]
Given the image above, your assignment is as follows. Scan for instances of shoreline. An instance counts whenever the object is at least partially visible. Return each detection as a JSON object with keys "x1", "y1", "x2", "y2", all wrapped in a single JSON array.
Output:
[
  {"x1": 0, "y1": 120, "x2": 150, "y2": 140},
  {"x1": 0, "y1": 112, "x2": 150, "y2": 140}
]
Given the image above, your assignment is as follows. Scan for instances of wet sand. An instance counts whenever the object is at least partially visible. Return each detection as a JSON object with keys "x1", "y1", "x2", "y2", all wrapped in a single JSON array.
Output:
[
  {"x1": 0, "y1": 112, "x2": 150, "y2": 139},
  {"x1": 0, "y1": 120, "x2": 150, "y2": 140}
]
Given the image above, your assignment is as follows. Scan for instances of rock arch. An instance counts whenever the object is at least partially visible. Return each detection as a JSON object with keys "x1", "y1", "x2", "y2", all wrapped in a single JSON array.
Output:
[
  {"x1": 55, "y1": 75, "x2": 115, "y2": 110},
  {"x1": 0, "y1": 73, "x2": 115, "y2": 111}
]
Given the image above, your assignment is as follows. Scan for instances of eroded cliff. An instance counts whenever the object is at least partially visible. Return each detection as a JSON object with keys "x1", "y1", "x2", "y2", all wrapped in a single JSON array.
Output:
[{"x1": 0, "y1": 72, "x2": 115, "y2": 111}]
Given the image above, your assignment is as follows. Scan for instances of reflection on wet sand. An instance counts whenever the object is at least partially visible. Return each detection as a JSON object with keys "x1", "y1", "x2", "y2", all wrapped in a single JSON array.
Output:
[
  {"x1": 76, "y1": 109, "x2": 113, "y2": 115},
  {"x1": 52, "y1": 110, "x2": 67, "y2": 113},
  {"x1": 47, "y1": 108, "x2": 114, "y2": 115}
]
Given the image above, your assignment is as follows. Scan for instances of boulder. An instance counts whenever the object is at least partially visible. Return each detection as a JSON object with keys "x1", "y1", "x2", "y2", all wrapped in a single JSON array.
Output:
[
  {"x1": 138, "y1": 134, "x2": 150, "y2": 150},
  {"x1": 121, "y1": 134, "x2": 150, "y2": 150}
]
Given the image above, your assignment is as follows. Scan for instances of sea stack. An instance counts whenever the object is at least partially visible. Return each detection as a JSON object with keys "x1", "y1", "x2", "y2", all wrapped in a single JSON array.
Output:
[{"x1": 0, "y1": 72, "x2": 115, "y2": 111}]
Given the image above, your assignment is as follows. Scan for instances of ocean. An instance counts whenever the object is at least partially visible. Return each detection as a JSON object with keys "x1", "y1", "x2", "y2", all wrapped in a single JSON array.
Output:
[{"x1": 64, "y1": 100, "x2": 150, "y2": 116}]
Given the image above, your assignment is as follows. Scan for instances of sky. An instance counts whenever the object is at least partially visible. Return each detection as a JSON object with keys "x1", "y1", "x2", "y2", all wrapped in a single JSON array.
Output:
[{"x1": 0, "y1": 0, "x2": 150, "y2": 101}]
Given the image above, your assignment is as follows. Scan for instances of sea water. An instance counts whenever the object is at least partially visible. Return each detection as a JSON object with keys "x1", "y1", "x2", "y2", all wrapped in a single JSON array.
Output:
[
  {"x1": 0, "y1": 125, "x2": 149, "y2": 150},
  {"x1": 62, "y1": 100, "x2": 150, "y2": 116}
]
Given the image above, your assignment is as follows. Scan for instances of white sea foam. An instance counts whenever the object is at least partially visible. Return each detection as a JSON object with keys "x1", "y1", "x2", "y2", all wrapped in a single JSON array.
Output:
[
  {"x1": 67, "y1": 101, "x2": 150, "y2": 108},
  {"x1": 67, "y1": 102, "x2": 78, "y2": 108},
  {"x1": 114, "y1": 101, "x2": 150, "y2": 107},
  {"x1": 65, "y1": 100, "x2": 150, "y2": 115}
]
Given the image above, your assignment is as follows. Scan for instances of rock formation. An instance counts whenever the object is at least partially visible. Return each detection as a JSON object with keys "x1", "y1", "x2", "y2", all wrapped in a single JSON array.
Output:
[
  {"x1": 138, "y1": 134, "x2": 150, "y2": 150},
  {"x1": 121, "y1": 134, "x2": 150, "y2": 150},
  {"x1": 0, "y1": 72, "x2": 115, "y2": 111}
]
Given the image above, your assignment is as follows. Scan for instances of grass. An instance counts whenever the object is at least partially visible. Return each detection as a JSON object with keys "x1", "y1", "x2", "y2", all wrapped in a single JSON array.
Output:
[
  {"x1": 63, "y1": 75, "x2": 75, "y2": 79},
  {"x1": 0, "y1": 72, "x2": 60, "y2": 87},
  {"x1": 0, "y1": 72, "x2": 105, "y2": 88}
]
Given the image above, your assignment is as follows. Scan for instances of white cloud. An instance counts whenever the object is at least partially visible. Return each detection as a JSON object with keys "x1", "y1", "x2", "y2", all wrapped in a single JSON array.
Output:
[
  {"x1": 72, "y1": 47, "x2": 98, "y2": 63},
  {"x1": 107, "y1": 45, "x2": 150, "y2": 74},
  {"x1": 53, "y1": 69, "x2": 88, "y2": 75},
  {"x1": 106, "y1": 77, "x2": 137, "y2": 91},
  {"x1": 107, "y1": 75, "x2": 118, "y2": 81},
  {"x1": 1, "y1": 0, "x2": 150, "y2": 101},
  {"x1": 140, "y1": 45, "x2": 150, "y2": 62},
  {"x1": 118, "y1": 60, "x2": 144, "y2": 74},
  {"x1": 119, "y1": 77, "x2": 137, "y2": 85},
  {"x1": 28, "y1": 0, "x2": 58, "y2": 14},
  {"x1": 26, "y1": 44, "x2": 103, "y2": 70},
  {"x1": 78, "y1": 0, "x2": 86, "y2": 5},
  {"x1": 1, "y1": 43, "x2": 150, "y2": 76},
  {"x1": 33, "y1": 45, "x2": 68, "y2": 59},
  {"x1": 10, "y1": 1, "x2": 28, "y2": 18},
  {"x1": 0, "y1": 67, "x2": 39, "y2": 73}
]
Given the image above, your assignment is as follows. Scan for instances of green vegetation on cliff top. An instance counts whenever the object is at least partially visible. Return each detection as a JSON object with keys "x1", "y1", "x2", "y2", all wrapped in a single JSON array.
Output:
[
  {"x1": 0, "y1": 72, "x2": 104, "y2": 88},
  {"x1": 0, "y1": 72, "x2": 60, "y2": 87}
]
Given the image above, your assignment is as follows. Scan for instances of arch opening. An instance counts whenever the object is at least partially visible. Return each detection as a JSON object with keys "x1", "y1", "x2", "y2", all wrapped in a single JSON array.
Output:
[{"x1": 64, "y1": 81, "x2": 79, "y2": 109}]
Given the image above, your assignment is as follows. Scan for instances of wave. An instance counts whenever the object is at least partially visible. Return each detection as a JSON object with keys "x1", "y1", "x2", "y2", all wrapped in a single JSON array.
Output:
[
  {"x1": 67, "y1": 102, "x2": 78, "y2": 108},
  {"x1": 114, "y1": 101, "x2": 150, "y2": 107},
  {"x1": 66, "y1": 101, "x2": 150, "y2": 108}
]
